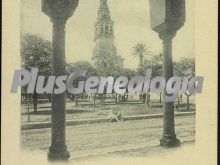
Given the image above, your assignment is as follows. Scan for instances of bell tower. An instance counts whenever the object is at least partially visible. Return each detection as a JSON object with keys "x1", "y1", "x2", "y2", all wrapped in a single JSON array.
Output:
[{"x1": 93, "y1": 0, "x2": 123, "y2": 76}]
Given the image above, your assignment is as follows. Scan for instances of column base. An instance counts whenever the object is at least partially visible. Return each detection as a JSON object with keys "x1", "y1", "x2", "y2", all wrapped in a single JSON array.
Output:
[
  {"x1": 160, "y1": 135, "x2": 181, "y2": 148},
  {"x1": 48, "y1": 146, "x2": 70, "y2": 161}
]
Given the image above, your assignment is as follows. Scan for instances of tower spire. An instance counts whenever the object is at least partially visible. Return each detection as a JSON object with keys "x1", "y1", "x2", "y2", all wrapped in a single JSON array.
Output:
[
  {"x1": 98, "y1": 0, "x2": 110, "y2": 21},
  {"x1": 100, "y1": 0, "x2": 108, "y2": 5}
]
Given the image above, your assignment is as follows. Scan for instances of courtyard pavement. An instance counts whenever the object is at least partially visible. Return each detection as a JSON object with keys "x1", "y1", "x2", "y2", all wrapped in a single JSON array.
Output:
[{"x1": 21, "y1": 115, "x2": 195, "y2": 161}]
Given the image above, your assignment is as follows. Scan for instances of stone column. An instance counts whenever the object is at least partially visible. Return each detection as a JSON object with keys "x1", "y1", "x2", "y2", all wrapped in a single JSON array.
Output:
[
  {"x1": 159, "y1": 31, "x2": 180, "y2": 148},
  {"x1": 48, "y1": 18, "x2": 69, "y2": 160},
  {"x1": 41, "y1": 0, "x2": 79, "y2": 160}
]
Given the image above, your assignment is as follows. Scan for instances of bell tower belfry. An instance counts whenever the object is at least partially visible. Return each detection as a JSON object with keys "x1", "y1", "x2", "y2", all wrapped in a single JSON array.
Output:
[{"x1": 95, "y1": 0, "x2": 114, "y2": 41}]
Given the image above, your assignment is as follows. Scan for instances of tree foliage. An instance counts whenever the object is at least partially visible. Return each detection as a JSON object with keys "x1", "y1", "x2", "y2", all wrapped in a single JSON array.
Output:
[
  {"x1": 132, "y1": 43, "x2": 151, "y2": 67},
  {"x1": 174, "y1": 57, "x2": 195, "y2": 76},
  {"x1": 138, "y1": 54, "x2": 163, "y2": 77},
  {"x1": 21, "y1": 34, "x2": 52, "y2": 76},
  {"x1": 66, "y1": 61, "x2": 97, "y2": 77},
  {"x1": 92, "y1": 46, "x2": 124, "y2": 76}
]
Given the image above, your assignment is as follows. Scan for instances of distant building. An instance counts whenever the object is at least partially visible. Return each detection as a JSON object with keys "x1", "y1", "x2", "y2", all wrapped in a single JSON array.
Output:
[{"x1": 93, "y1": 0, "x2": 124, "y2": 76}]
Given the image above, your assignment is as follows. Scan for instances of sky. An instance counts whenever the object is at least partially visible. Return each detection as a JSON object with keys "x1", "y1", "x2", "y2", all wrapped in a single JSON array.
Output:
[{"x1": 21, "y1": 0, "x2": 195, "y2": 69}]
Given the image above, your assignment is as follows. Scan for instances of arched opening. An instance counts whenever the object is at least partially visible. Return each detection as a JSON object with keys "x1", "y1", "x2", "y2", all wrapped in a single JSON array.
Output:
[{"x1": 105, "y1": 25, "x2": 109, "y2": 34}]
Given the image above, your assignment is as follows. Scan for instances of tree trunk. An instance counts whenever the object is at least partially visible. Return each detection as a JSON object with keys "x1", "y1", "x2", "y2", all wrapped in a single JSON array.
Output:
[
  {"x1": 115, "y1": 94, "x2": 118, "y2": 104},
  {"x1": 142, "y1": 93, "x2": 146, "y2": 103},
  {"x1": 93, "y1": 94, "x2": 96, "y2": 112},
  {"x1": 159, "y1": 92, "x2": 162, "y2": 103},
  {"x1": 139, "y1": 94, "x2": 142, "y2": 102},
  {"x1": 33, "y1": 91, "x2": 37, "y2": 113},
  {"x1": 139, "y1": 54, "x2": 143, "y2": 67},
  {"x1": 147, "y1": 93, "x2": 150, "y2": 108},
  {"x1": 75, "y1": 95, "x2": 78, "y2": 106},
  {"x1": 187, "y1": 95, "x2": 190, "y2": 111},
  {"x1": 100, "y1": 94, "x2": 104, "y2": 103},
  {"x1": 48, "y1": 94, "x2": 51, "y2": 103}
]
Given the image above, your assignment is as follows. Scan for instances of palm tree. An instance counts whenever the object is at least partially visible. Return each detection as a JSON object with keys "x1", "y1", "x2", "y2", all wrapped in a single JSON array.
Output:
[{"x1": 132, "y1": 43, "x2": 151, "y2": 67}]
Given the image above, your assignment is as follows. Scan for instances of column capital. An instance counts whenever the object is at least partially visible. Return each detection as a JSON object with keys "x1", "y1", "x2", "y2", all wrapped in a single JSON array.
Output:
[
  {"x1": 42, "y1": 0, "x2": 79, "y2": 21},
  {"x1": 51, "y1": 18, "x2": 67, "y2": 31},
  {"x1": 159, "y1": 31, "x2": 176, "y2": 41}
]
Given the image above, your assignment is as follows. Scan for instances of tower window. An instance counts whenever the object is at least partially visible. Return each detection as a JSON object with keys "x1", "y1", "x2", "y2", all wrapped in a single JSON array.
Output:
[
  {"x1": 105, "y1": 25, "x2": 108, "y2": 33},
  {"x1": 101, "y1": 26, "x2": 104, "y2": 34},
  {"x1": 110, "y1": 26, "x2": 113, "y2": 34}
]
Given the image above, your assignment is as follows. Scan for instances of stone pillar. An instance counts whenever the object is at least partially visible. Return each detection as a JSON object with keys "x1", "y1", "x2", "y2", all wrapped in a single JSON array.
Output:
[
  {"x1": 48, "y1": 18, "x2": 69, "y2": 160},
  {"x1": 159, "y1": 31, "x2": 180, "y2": 147},
  {"x1": 41, "y1": 0, "x2": 79, "y2": 160}
]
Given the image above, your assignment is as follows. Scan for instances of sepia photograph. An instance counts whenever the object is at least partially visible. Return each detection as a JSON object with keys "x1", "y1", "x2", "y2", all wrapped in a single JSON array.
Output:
[
  {"x1": 20, "y1": 0, "x2": 196, "y2": 161},
  {"x1": 2, "y1": 0, "x2": 218, "y2": 165}
]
